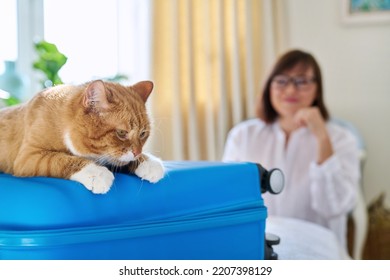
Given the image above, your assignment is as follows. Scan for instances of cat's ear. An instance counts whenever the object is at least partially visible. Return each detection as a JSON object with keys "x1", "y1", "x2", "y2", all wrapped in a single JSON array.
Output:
[
  {"x1": 83, "y1": 80, "x2": 110, "y2": 111},
  {"x1": 131, "y1": 81, "x2": 154, "y2": 103}
]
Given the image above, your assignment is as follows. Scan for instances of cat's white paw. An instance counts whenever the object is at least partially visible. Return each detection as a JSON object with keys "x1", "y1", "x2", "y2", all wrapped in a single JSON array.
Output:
[
  {"x1": 70, "y1": 163, "x2": 114, "y2": 194},
  {"x1": 135, "y1": 155, "x2": 165, "y2": 183}
]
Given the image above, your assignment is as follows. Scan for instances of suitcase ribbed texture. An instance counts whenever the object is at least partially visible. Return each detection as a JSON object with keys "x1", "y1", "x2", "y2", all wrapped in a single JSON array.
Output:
[{"x1": 0, "y1": 161, "x2": 266, "y2": 260}]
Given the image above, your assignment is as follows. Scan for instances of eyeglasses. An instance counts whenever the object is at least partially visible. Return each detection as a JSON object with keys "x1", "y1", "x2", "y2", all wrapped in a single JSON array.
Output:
[{"x1": 272, "y1": 75, "x2": 316, "y2": 90}]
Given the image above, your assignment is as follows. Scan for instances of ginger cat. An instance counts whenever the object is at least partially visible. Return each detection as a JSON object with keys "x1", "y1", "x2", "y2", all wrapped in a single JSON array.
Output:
[{"x1": 0, "y1": 80, "x2": 165, "y2": 194}]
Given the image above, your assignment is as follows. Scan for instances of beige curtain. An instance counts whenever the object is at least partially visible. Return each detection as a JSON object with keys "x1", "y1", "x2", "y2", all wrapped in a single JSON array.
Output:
[{"x1": 149, "y1": 0, "x2": 285, "y2": 161}]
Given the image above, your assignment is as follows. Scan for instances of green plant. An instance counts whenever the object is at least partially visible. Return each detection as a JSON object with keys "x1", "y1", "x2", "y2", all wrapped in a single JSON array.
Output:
[
  {"x1": 33, "y1": 40, "x2": 67, "y2": 87},
  {"x1": 32, "y1": 40, "x2": 129, "y2": 88},
  {"x1": 103, "y1": 74, "x2": 129, "y2": 83},
  {"x1": 2, "y1": 95, "x2": 20, "y2": 106},
  {"x1": 0, "y1": 89, "x2": 20, "y2": 108}
]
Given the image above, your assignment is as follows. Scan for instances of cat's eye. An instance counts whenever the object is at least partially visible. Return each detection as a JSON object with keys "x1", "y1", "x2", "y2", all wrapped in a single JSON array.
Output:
[
  {"x1": 116, "y1": 129, "x2": 128, "y2": 139},
  {"x1": 139, "y1": 131, "x2": 148, "y2": 139}
]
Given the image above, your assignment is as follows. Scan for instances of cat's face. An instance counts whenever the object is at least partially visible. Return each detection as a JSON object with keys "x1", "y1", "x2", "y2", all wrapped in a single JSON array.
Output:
[{"x1": 68, "y1": 80, "x2": 153, "y2": 166}]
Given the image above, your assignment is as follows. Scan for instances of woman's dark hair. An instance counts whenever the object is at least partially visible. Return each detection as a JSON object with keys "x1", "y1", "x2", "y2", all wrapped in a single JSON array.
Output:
[{"x1": 256, "y1": 49, "x2": 330, "y2": 123}]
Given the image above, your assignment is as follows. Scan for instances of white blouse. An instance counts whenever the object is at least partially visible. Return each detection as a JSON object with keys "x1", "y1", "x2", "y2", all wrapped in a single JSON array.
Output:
[{"x1": 222, "y1": 118, "x2": 360, "y2": 249}]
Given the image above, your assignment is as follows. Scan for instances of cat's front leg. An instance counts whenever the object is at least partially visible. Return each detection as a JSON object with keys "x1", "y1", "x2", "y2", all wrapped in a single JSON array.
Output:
[
  {"x1": 13, "y1": 150, "x2": 114, "y2": 194},
  {"x1": 130, "y1": 153, "x2": 165, "y2": 183},
  {"x1": 71, "y1": 163, "x2": 114, "y2": 194}
]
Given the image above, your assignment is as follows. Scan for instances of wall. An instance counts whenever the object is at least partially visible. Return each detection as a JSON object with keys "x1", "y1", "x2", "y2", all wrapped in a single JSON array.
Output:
[{"x1": 282, "y1": 0, "x2": 390, "y2": 206}]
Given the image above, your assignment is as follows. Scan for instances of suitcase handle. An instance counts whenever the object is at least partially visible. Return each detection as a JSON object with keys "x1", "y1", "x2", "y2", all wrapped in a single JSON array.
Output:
[{"x1": 257, "y1": 164, "x2": 285, "y2": 194}]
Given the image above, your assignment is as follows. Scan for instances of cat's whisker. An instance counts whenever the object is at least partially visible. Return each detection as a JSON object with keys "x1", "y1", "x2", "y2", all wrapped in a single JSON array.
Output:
[
  {"x1": 111, "y1": 163, "x2": 122, "y2": 175},
  {"x1": 95, "y1": 155, "x2": 111, "y2": 166},
  {"x1": 134, "y1": 180, "x2": 145, "y2": 197}
]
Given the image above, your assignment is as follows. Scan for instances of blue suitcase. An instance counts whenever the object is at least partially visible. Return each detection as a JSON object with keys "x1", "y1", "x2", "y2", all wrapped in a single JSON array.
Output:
[{"x1": 0, "y1": 161, "x2": 283, "y2": 260}]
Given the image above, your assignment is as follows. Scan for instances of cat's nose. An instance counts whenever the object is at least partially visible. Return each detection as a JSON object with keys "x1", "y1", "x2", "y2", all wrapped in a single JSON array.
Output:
[{"x1": 132, "y1": 148, "x2": 142, "y2": 157}]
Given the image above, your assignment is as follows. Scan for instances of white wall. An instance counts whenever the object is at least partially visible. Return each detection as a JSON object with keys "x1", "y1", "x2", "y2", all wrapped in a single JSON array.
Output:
[{"x1": 282, "y1": 0, "x2": 390, "y2": 206}]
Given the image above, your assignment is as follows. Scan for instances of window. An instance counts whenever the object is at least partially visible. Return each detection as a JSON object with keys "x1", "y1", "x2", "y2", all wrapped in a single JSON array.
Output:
[
  {"x1": 43, "y1": 0, "x2": 152, "y2": 85},
  {"x1": 0, "y1": 0, "x2": 18, "y2": 72},
  {"x1": 1, "y1": 0, "x2": 151, "y2": 98},
  {"x1": 43, "y1": 0, "x2": 119, "y2": 84}
]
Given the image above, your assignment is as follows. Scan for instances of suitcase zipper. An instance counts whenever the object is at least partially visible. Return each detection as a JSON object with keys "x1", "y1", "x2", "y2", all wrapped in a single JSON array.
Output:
[{"x1": 0, "y1": 205, "x2": 266, "y2": 247}]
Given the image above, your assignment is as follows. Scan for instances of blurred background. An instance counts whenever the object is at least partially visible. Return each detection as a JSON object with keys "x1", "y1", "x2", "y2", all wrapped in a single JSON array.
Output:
[{"x1": 1, "y1": 0, "x2": 389, "y2": 258}]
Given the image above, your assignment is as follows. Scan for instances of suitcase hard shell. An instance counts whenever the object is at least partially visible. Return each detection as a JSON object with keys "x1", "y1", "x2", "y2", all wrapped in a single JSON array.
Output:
[{"x1": 0, "y1": 161, "x2": 267, "y2": 260}]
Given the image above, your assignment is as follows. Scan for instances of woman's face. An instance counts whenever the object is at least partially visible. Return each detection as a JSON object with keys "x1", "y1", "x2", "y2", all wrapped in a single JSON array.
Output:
[{"x1": 270, "y1": 64, "x2": 317, "y2": 120}]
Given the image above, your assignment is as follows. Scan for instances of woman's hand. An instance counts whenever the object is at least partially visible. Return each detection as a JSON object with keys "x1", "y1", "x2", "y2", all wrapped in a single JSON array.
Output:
[{"x1": 294, "y1": 107, "x2": 334, "y2": 164}]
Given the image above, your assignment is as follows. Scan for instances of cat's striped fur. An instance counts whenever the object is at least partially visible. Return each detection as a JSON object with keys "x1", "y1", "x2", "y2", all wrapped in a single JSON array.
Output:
[{"x1": 0, "y1": 80, "x2": 164, "y2": 194}]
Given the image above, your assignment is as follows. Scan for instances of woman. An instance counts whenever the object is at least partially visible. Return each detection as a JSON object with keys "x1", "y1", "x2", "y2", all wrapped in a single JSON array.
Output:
[{"x1": 222, "y1": 49, "x2": 360, "y2": 249}]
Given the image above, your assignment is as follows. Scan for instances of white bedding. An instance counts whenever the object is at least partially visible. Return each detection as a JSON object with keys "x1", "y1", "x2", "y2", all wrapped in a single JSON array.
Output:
[{"x1": 266, "y1": 216, "x2": 351, "y2": 260}]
